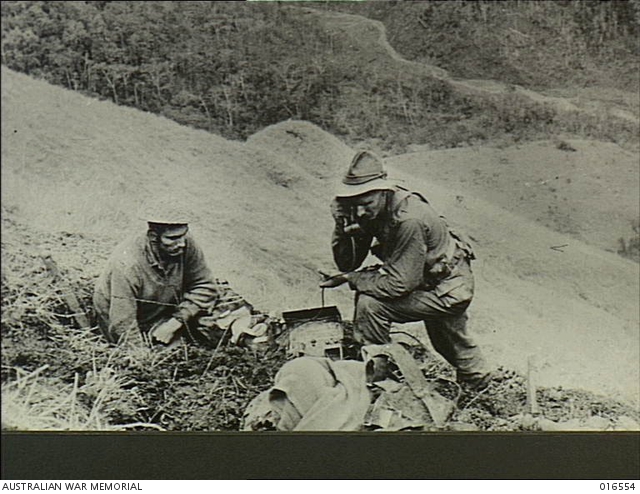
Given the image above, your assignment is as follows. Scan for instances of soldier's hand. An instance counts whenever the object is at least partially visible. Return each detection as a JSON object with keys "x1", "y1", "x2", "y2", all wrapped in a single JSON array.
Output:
[
  {"x1": 330, "y1": 198, "x2": 351, "y2": 223},
  {"x1": 318, "y1": 270, "x2": 349, "y2": 288},
  {"x1": 151, "y1": 317, "x2": 183, "y2": 344}
]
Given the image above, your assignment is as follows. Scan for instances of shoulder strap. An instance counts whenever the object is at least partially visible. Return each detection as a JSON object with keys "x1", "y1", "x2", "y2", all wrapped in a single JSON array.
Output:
[
  {"x1": 396, "y1": 184, "x2": 430, "y2": 205},
  {"x1": 395, "y1": 185, "x2": 476, "y2": 261}
]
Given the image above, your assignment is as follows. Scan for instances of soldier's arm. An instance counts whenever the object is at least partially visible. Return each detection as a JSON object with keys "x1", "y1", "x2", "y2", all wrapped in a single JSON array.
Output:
[
  {"x1": 174, "y1": 238, "x2": 218, "y2": 323},
  {"x1": 330, "y1": 198, "x2": 372, "y2": 272},
  {"x1": 346, "y1": 218, "x2": 426, "y2": 299},
  {"x1": 105, "y1": 262, "x2": 145, "y2": 345}
]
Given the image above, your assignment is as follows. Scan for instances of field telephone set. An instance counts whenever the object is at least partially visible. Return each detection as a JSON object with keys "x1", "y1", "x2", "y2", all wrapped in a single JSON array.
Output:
[{"x1": 335, "y1": 198, "x2": 363, "y2": 236}]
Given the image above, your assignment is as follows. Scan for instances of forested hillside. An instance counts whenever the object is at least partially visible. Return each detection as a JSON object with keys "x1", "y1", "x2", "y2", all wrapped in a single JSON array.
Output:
[
  {"x1": 327, "y1": 0, "x2": 640, "y2": 91},
  {"x1": 2, "y1": 1, "x2": 638, "y2": 151}
]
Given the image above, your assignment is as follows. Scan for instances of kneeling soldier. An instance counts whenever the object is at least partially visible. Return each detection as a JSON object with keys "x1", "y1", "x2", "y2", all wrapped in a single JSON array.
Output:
[{"x1": 321, "y1": 150, "x2": 492, "y2": 391}]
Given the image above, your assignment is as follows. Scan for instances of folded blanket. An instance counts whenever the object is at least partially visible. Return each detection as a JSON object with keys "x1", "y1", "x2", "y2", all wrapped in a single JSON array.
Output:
[{"x1": 269, "y1": 357, "x2": 370, "y2": 431}]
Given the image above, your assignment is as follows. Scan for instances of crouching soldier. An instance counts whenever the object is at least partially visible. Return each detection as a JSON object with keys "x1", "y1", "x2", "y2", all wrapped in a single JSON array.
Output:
[
  {"x1": 321, "y1": 150, "x2": 492, "y2": 391},
  {"x1": 93, "y1": 204, "x2": 219, "y2": 347}
]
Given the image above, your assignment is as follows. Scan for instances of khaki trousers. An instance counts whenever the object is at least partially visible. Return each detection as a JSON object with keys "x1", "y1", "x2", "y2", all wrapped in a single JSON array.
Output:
[{"x1": 354, "y1": 263, "x2": 487, "y2": 381}]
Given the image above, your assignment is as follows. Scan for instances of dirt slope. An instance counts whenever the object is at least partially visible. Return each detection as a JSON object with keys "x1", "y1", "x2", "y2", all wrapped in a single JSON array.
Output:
[
  {"x1": 388, "y1": 141, "x2": 640, "y2": 260},
  {"x1": 1, "y1": 67, "x2": 349, "y2": 311},
  {"x1": 1, "y1": 66, "x2": 639, "y2": 408}
]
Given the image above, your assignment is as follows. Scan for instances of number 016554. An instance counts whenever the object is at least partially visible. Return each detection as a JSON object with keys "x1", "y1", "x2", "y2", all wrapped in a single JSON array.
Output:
[{"x1": 600, "y1": 483, "x2": 636, "y2": 491}]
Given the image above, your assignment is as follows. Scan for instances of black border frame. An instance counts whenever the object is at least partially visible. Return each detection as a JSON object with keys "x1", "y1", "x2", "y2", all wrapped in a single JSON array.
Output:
[
  {"x1": 2, "y1": 0, "x2": 640, "y2": 484},
  {"x1": 2, "y1": 432, "x2": 639, "y2": 479}
]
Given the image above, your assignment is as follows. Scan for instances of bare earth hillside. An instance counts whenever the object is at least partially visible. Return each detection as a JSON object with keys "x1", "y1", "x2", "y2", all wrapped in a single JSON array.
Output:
[
  {"x1": 389, "y1": 142, "x2": 640, "y2": 258},
  {"x1": 1, "y1": 67, "x2": 350, "y2": 312},
  {"x1": 2, "y1": 66, "x2": 639, "y2": 415}
]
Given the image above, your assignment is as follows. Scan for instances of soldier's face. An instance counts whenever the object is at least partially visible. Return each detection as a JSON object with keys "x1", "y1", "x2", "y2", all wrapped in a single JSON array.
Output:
[
  {"x1": 158, "y1": 225, "x2": 189, "y2": 257},
  {"x1": 352, "y1": 190, "x2": 386, "y2": 222}
]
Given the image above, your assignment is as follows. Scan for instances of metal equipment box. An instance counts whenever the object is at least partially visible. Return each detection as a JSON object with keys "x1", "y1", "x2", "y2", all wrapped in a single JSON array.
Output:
[{"x1": 282, "y1": 306, "x2": 344, "y2": 360}]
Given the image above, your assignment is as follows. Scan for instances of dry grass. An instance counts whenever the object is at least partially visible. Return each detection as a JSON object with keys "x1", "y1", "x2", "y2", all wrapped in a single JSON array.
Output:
[
  {"x1": 1, "y1": 363, "x2": 164, "y2": 431},
  {"x1": 2, "y1": 367, "x2": 92, "y2": 431}
]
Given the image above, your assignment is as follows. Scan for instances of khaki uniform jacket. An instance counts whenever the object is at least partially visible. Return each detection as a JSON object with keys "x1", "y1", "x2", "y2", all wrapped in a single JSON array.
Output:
[{"x1": 332, "y1": 188, "x2": 474, "y2": 304}]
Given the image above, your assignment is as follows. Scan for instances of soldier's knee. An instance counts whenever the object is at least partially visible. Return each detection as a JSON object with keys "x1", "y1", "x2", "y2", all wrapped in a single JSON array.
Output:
[
  {"x1": 444, "y1": 310, "x2": 469, "y2": 333},
  {"x1": 356, "y1": 294, "x2": 384, "y2": 316},
  {"x1": 354, "y1": 295, "x2": 391, "y2": 345}
]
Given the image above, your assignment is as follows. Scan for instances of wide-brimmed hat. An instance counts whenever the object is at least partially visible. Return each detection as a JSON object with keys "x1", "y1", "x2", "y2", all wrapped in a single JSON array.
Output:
[{"x1": 335, "y1": 150, "x2": 395, "y2": 198}]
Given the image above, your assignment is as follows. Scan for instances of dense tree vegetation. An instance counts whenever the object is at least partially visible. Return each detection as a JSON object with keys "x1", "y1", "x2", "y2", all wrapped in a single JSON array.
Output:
[
  {"x1": 2, "y1": 1, "x2": 638, "y2": 150},
  {"x1": 2, "y1": 2, "x2": 326, "y2": 137}
]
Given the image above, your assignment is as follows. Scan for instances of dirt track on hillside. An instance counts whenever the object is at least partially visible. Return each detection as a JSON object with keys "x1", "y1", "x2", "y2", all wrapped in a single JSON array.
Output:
[{"x1": 298, "y1": 6, "x2": 640, "y2": 127}]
